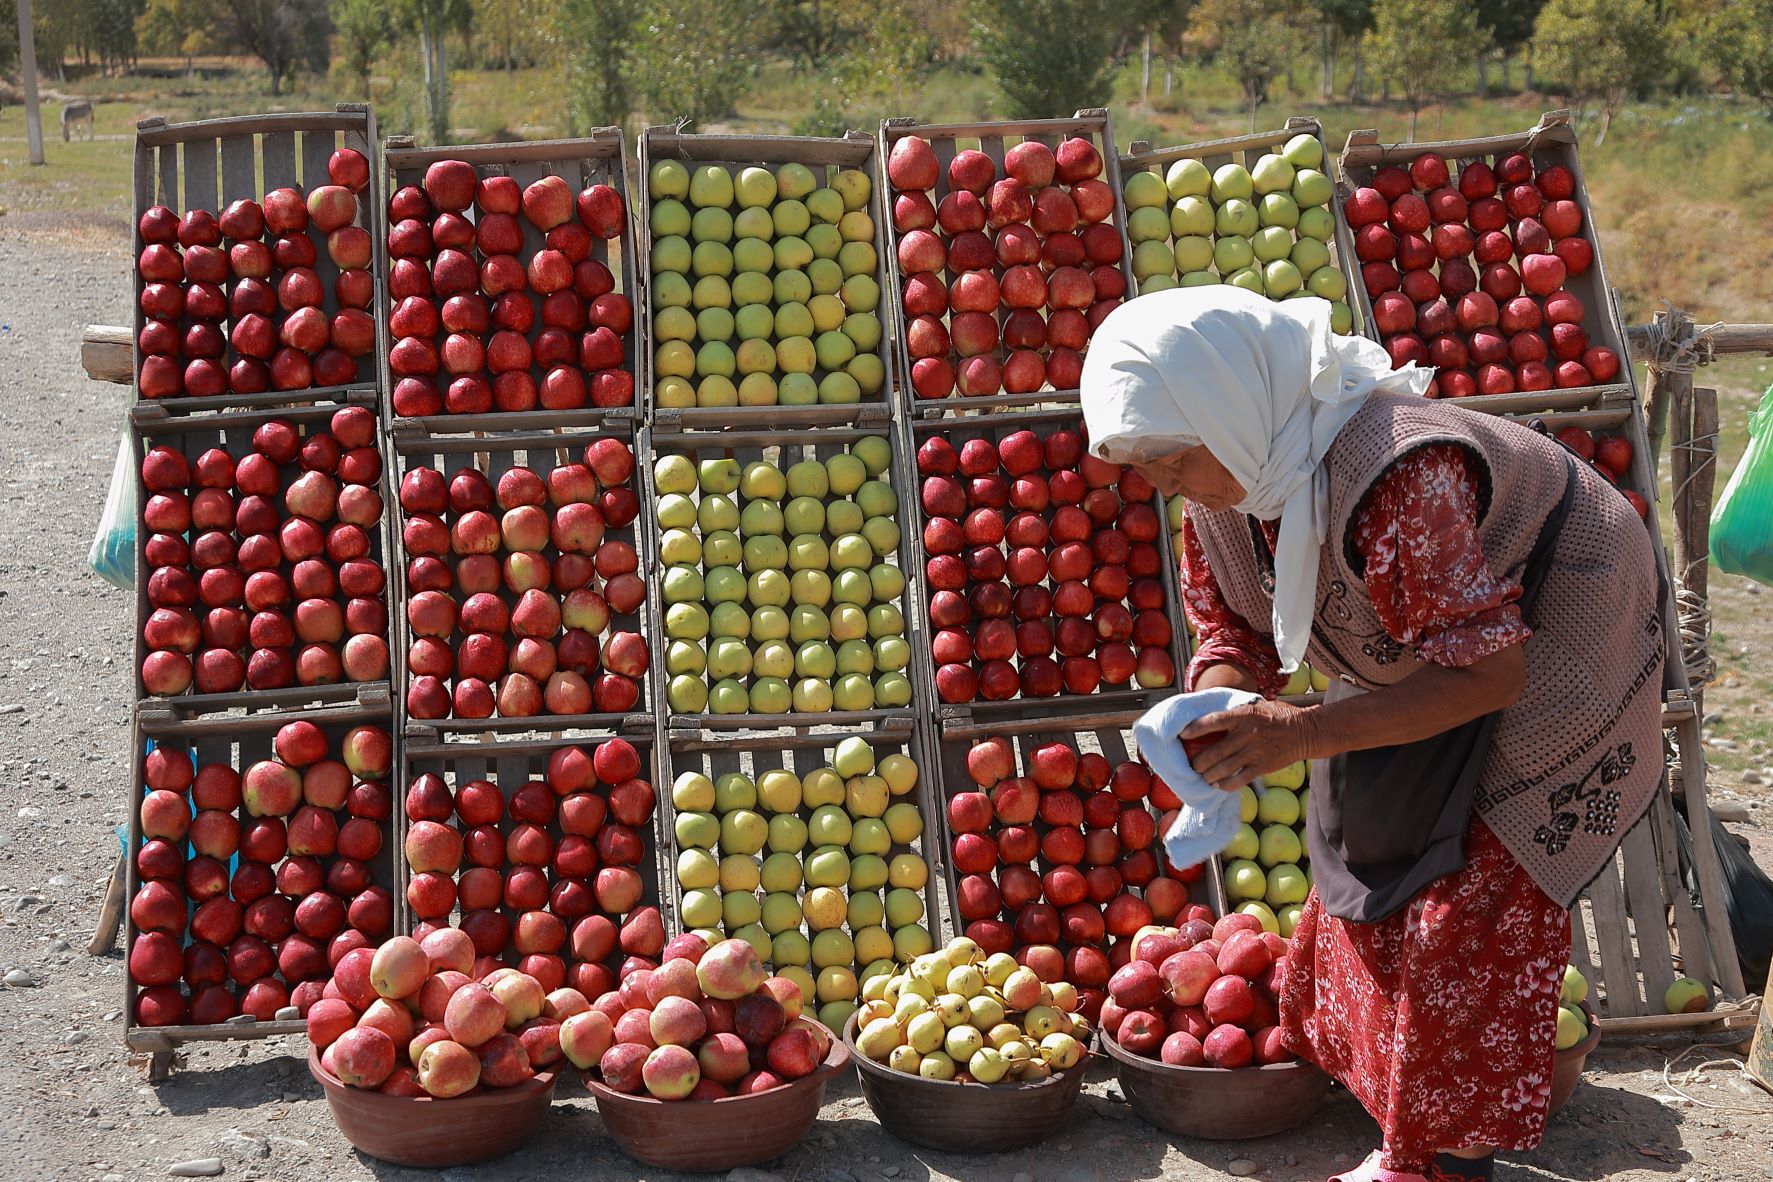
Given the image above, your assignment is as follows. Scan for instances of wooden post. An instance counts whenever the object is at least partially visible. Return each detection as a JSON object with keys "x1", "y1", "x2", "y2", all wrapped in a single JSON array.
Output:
[
  {"x1": 1673, "y1": 386, "x2": 1719, "y2": 715},
  {"x1": 1645, "y1": 307, "x2": 1693, "y2": 481},
  {"x1": 16, "y1": 0, "x2": 45, "y2": 166}
]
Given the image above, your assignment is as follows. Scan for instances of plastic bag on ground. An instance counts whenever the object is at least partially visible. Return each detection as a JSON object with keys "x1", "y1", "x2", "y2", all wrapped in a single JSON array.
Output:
[
  {"x1": 1710, "y1": 383, "x2": 1773, "y2": 587},
  {"x1": 88, "y1": 431, "x2": 134, "y2": 592}
]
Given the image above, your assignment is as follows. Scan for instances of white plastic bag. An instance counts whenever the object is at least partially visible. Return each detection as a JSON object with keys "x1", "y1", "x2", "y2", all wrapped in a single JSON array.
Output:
[{"x1": 88, "y1": 432, "x2": 135, "y2": 591}]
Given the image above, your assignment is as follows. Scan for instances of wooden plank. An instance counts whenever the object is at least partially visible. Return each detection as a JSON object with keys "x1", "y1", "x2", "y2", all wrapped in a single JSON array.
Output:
[
  {"x1": 180, "y1": 139, "x2": 216, "y2": 216},
  {"x1": 156, "y1": 142, "x2": 179, "y2": 210},
  {"x1": 136, "y1": 111, "x2": 364, "y2": 146},
  {"x1": 218, "y1": 134, "x2": 256, "y2": 203},
  {"x1": 1648, "y1": 786, "x2": 1716, "y2": 988},
  {"x1": 1673, "y1": 714, "x2": 1748, "y2": 995},
  {"x1": 1587, "y1": 850, "x2": 1644, "y2": 1016},
  {"x1": 261, "y1": 130, "x2": 297, "y2": 191},
  {"x1": 1619, "y1": 813, "x2": 1678, "y2": 1011},
  {"x1": 81, "y1": 325, "x2": 132, "y2": 384}
]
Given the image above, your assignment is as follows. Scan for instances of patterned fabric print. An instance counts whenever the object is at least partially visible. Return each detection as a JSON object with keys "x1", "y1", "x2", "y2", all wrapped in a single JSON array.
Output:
[
  {"x1": 1279, "y1": 819, "x2": 1571, "y2": 1172},
  {"x1": 1178, "y1": 513, "x2": 1289, "y2": 698},
  {"x1": 1351, "y1": 445, "x2": 1533, "y2": 669}
]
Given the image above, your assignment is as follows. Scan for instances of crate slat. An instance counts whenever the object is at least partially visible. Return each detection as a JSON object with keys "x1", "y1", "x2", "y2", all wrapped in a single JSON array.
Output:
[{"x1": 181, "y1": 139, "x2": 217, "y2": 219}]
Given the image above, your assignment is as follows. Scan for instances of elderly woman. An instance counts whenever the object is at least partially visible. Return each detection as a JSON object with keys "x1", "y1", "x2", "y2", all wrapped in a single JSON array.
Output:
[{"x1": 1082, "y1": 287, "x2": 1665, "y2": 1182}]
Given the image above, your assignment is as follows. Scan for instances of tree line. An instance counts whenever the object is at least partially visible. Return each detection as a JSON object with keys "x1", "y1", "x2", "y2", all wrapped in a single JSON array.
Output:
[{"x1": 2, "y1": 0, "x2": 1769, "y2": 141}]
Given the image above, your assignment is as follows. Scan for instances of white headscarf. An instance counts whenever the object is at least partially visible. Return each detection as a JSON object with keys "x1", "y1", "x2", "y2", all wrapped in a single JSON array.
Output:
[{"x1": 1081, "y1": 287, "x2": 1432, "y2": 672}]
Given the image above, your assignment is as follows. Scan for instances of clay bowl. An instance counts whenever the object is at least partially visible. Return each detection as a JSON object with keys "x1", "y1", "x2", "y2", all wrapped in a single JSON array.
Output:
[
  {"x1": 584, "y1": 1022, "x2": 850, "y2": 1171},
  {"x1": 1099, "y1": 1028, "x2": 1330, "y2": 1140},
  {"x1": 308, "y1": 1049, "x2": 557, "y2": 1168},
  {"x1": 843, "y1": 1014, "x2": 1088, "y2": 1153},
  {"x1": 1549, "y1": 1001, "x2": 1603, "y2": 1115}
]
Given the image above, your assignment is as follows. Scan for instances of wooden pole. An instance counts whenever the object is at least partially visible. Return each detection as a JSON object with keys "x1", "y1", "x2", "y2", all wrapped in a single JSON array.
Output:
[
  {"x1": 1644, "y1": 307, "x2": 1692, "y2": 484},
  {"x1": 17, "y1": 0, "x2": 45, "y2": 166},
  {"x1": 1675, "y1": 386, "x2": 1719, "y2": 715}
]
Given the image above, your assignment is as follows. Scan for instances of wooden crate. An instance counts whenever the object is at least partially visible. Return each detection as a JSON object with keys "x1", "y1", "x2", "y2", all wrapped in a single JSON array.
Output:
[
  {"x1": 902, "y1": 406, "x2": 1193, "y2": 721},
  {"x1": 132, "y1": 399, "x2": 397, "y2": 721},
  {"x1": 397, "y1": 730, "x2": 667, "y2": 997},
  {"x1": 635, "y1": 126, "x2": 899, "y2": 430},
  {"x1": 927, "y1": 700, "x2": 1225, "y2": 983},
  {"x1": 878, "y1": 110, "x2": 1139, "y2": 419},
  {"x1": 1119, "y1": 117, "x2": 1366, "y2": 335},
  {"x1": 641, "y1": 422, "x2": 934, "y2": 735},
  {"x1": 652, "y1": 718, "x2": 945, "y2": 1016},
  {"x1": 378, "y1": 131, "x2": 642, "y2": 436},
  {"x1": 387, "y1": 422, "x2": 656, "y2": 743},
  {"x1": 125, "y1": 698, "x2": 395, "y2": 1078},
  {"x1": 1336, "y1": 110, "x2": 1634, "y2": 417},
  {"x1": 132, "y1": 106, "x2": 382, "y2": 415}
]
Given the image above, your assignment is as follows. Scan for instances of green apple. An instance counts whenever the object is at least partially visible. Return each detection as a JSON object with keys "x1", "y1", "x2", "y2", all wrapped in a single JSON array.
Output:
[
  {"x1": 666, "y1": 672, "x2": 708, "y2": 713},
  {"x1": 722, "y1": 891, "x2": 761, "y2": 929},
  {"x1": 1236, "y1": 901, "x2": 1279, "y2": 934},
  {"x1": 653, "y1": 454, "x2": 697, "y2": 495},
  {"x1": 1297, "y1": 205, "x2": 1335, "y2": 242},
  {"x1": 1163, "y1": 158, "x2": 1210, "y2": 200},
  {"x1": 1256, "y1": 786, "x2": 1301, "y2": 826},
  {"x1": 848, "y1": 890, "x2": 886, "y2": 932},
  {"x1": 1278, "y1": 903, "x2": 1304, "y2": 938},
  {"x1": 1264, "y1": 258, "x2": 1304, "y2": 297},
  {"x1": 806, "y1": 187, "x2": 844, "y2": 225},
  {"x1": 1224, "y1": 823, "x2": 1259, "y2": 861},
  {"x1": 1664, "y1": 976, "x2": 1709, "y2": 1014},
  {"x1": 651, "y1": 158, "x2": 690, "y2": 199},
  {"x1": 1330, "y1": 300, "x2": 1353, "y2": 333},
  {"x1": 658, "y1": 528, "x2": 702, "y2": 567},
  {"x1": 1177, "y1": 271, "x2": 1217, "y2": 289},
  {"x1": 706, "y1": 636, "x2": 752, "y2": 680},
  {"x1": 732, "y1": 924, "x2": 772, "y2": 963},
  {"x1": 844, "y1": 311, "x2": 883, "y2": 354},
  {"x1": 1292, "y1": 168, "x2": 1333, "y2": 208},
  {"x1": 807, "y1": 230, "x2": 843, "y2": 267},
  {"x1": 789, "y1": 605, "x2": 830, "y2": 643},
  {"x1": 1170, "y1": 194, "x2": 1215, "y2": 237},
  {"x1": 833, "y1": 569, "x2": 872, "y2": 607},
  {"x1": 661, "y1": 565, "x2": 704, "y2": 605},
  {"x1": 778, "y1": 493, "x2": 821, "y2": 535},
  {"x1": 692, "y1": 240, "x2": 733, "y2": 279},
  {"x1": 761, "y1": 850, "x2": 803, "y2": 893},
  {"x1": 1213, "y1": 235, "x2": 1253, "y2": 274},
  {"x1": 680, "y1": 888, "x2": 722, "y2": 929},
  {"x1": 850, "y1": 436, "x2": 890, "y2": 477},
  {"x1": 868, "y1": 567, "x2": 906, "y2": 606},
  {"x1": 697, "y1": 375, "x2": 737, "y2": 407},
  {"x1": 720, "y1": 807, "x2": 768, "y2": 856},
  {"x1": 702, "y1": 529, "x2": 741, "y2": 567},
  {"x1": 1127, "y1": 205, "x2": 1170, "y2": 244},
  {"x1": 793, "y1": 573, "x2": 833, "y2": 610},
  {"x1": 820, "y1": 372, "x2": 861, "y2": 404},
  {"x1": 732, "y1": 269, "x2": 774, "y2": 305},
  {"x1": 655, "y1": 340, "x2": 694, "y2": 379},
  {"x1": 821, "y1": 502, "x2": 859, "y2": 540},
  {"x1": 731, "y1": 164, "x2": 777, "y2": 209},
  {"x1": 754, "y1": 639, "x2": 795, "y2": 679},
  {"x1": 752, "y1": 607, "x2": 790, "y2": 643},
  {"x1": 775, "y1": 337, "x2": 815, "y2": 374},
  {"x1": 1225, "y1": 857, "x2": 1267, "y2": 901},
  {"x1": 651, "y1": 270, "x2": 692, "y2": 309},
  {"x1": 744, "y1": 537, "x2": 787, "y2": 573},
  {"x1": 688, "y1": 164, "x2": 734, "y2": 208},
  {"x1": 1266, "y1": 864, "x2": 1309, "y2": 906},
  {"x1": 675, "y1": 810, "x2": 719, "y2": 849},
  {"x1": 1282, "y1": 132, "x2": 1323, "y2": 169},
  {"x1": 696, "y1": 307, "x2": 735, "y2": 343},
  {"x1": 1252, "y1": 226, "x2": 1294, "y2": 263},
  {"x1": 787, "y1": 534, "x2": 830, "y2": 573},
  {"x1": 1211, "y1": 162, "x2": 1254, "y2": 203},
  {"x1": 1238, "y1": 785, "x2": 1259, "y2": 823},
  {"x1": 796, "y1": 640, "x2": 837, "y2": 679},
  {"x1": 772, "y1": 931, "x2": 812, "y2": 968},
  {"x1": 785, "y1": 459, "x2": 829, "y2": 498},
  {"x1": 1258, "y1": 192, "x2": 1300, "y2": 230},
  {"x1": 1307, "y1": 265, "x2": 1348, "y2": 302},
  {"x1": 833, "y1": 673, "x2": 875, "y2": 711},
  {"x1": 697, "y1": 492, "x2": 739, "y2": 533},
  {"x1": 1290, "y1": 236, "x2": 1331, "y2": 276},
  {"x1": 805, "y1": 845, "x2": 850, "y2": 887},
  {"x1": 1124, "y1": 169, "x2": 1169, "y2": 209},
  {"x1": 1215, "y1": 198, "x2": 1258, "y2": 238},
  {"x1": 766, "y1": 811, "x2": 810, "y2": 854},
  {"x1": 772, "y1": 197, "x2": 811, "y2": 237},
  {"x1": 1173, "y1": 235, "x2": 1214, "y2": 273},
  {"x1": 713, "y1": 772, "x2": 756, "y2": 811},
  {"x1": 1561, "y1": 965, "x2": 1589, "y2": 1006},
  {"x1": 774, "y1": 236, "x2": 813, "y2": 271},
  {"x1": 672, "y1": 770, "x2": 715, "y2": 812},
  {"x1": 709, "y1": 679, "x2": 749, "y2": 714},
  {"x1": 709, "y1": 602, "x2": 750, "y2": 639},
  {"x1": 855, "y1": 480, "x2": 896, "y2": 519},
  {"x1": 654, "y1": 305, "x2": 696, "y2": 342},
  {"x1": 769, "y1": 264, "x2": 809, "y2": 303},
  {"x1": 828, "y1": 603, "x2": 867, "y2": 642},
  {"x1": 748, "y1": 569, "x2": 791, "y2": 608},
  {"x1": 776, "y1": 162, "x2": 817, "y2": 200},
  {"x1": 730, "y1": 235, "x2": 774, "y2": 271},
  {"x1": 738, "y1": 373, "x2": 779, "y2": 405},
  {"x1": 842, "y1": 273, "x2": 880, "y2": 313},
  {"x1": 793, "y1": 677, "x2": 834, "y2": 712},
  {"x1": 1258, "y1": 824, "x2": 1303, "y2": 867},
  {"x1": 849, "y1": 854, "x2": 888, "y2": 892},
  {"x1": 650, "y1": 198, "x2": 691, "y2": 238},
  {"x1": 651, "y1": 234, "x2": 691, "y2": 274},
  {"x1": 696, "y1": 341, "x2": 736, "y2": 379},
  {"x1": 739, "y1": 497, "x2": 784, "y2": 536},
  {"x1": 1251, "y1": 152, "x2": 1295, "y2": 195},
  {"x1": 861, "y1": 512, "x2": 900, "y2": 554},
  {"x1": 834, "y1": 167, "x2": 871, "y2": 211},
  {"x1": 815, "y1": 330, "x2": 856, "y2": 371},
  {"x1": 875, "y1": 636, "x2": 910, "y2": 673},
  {"x1": 691, "y1": 205, "x2": 733, "y2": 244},
  {"x1": 884, "y1": 887, "x2": 924, "y2": 928},
  {"x1": 838, "y1": 240, "x2": 876, "y2": 278},
  {"x1": 1554, "y1": 1005, "x2": 1588, "y2": 1050},
  {"x1": 677, "y1": 847, "x2": 719, "y2": 889},
  {"x1": 760, "y1": 891, "x2": 802, "y2": 934},
  {"x1": 734, "y1": 205, "x2": 774, "y2": 241},
  {"x1": 1131, "y1": 239, "x2": 1174, "y2": 282},
  {"x1": 830, "y1": 533, "x2": 874, "y2": 571},
  {"x1": 1227, "y1": 267, "x2": 1266, "y2": 295}
]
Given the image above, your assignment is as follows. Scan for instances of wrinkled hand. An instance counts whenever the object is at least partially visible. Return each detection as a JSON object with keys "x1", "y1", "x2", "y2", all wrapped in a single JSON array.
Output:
[{"x1": 1180, "y1": 700, "x2": 1317, "y2": 792}]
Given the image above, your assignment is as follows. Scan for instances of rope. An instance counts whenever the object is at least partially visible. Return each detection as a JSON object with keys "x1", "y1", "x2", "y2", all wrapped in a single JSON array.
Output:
[
  {"x1": 1642, "y1": 303, "x2": 1728, "y2": 376},
  {"x1": 1675, "y1": 586, "x2": 1718, "y2": 686},
  {"x1": 1658, "y1": 1034, "x2": 1772, "y2": 1114}
]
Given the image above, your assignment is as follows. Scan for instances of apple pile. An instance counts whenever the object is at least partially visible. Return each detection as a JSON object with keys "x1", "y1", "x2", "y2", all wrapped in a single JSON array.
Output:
[
  {"x1": 951, "y1": 734, "x2": 1210, "y2": 1016},
  {"x1": 1344, "y1": 150, "x2": 1621, "y2": 398},
  {"x1": 652, "y1": 438, "x2": 912, "y2": 715},
  {"x1": 885, "y1": 132, "x2": 1125, "y2": 398},
  {"x1": 648, "y1": 158, "x2": 884, "y2": 410},
  {"x1": 1557, "y1": 964, "x2": 1593, "y2": 1048},
  {"x1": 852, "y1": 935, "x2": 1089, "y2": 1083},
  {"x1": 561, "y1": 935, "x2": 833, "y2": 1099},
  {"x1": 399, "y1": 437, "x2": 649, "y2": 720},
  {"x1": 386, "y1": 160, "x2": 633, "y2": 416},
  {"x1": 309, "y1": 931, "x2": 570, "y2": 1096},
  {"x1": 1553, "y1": 427, "x2": 1648, "y2": 519},
  {"x1": 137, "y1": 149, "x2": 376, "y2": 399},
  {"x1": 1220, "y1": 761, "x2": 1311, "y2": 938},
  {"x1": 403, "y1": 737, "x2": 662, "y2": 1001},
  {"x1": 139, "y1": 408, "x2": 390, "y2": 697},
  {"x1": 669, "y1": 736, "x2": 930, "y2": 1033},
  {"x1": 918, "y1": 424, "x2": 1177, "y2": 701},
  {"x1": 1102, "y1": 914, "x2": 1297, "y2": 1069},
  {"x1": 129, "y1": 720, "x2": 395, "y2": 1027},
  {"x1": 1121, "y1": 135, "x2": 1353, "y2": 327}
]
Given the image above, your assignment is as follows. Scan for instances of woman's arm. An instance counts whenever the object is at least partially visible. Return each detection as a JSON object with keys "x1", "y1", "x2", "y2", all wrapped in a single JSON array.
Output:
[{"x1": 1178, "y1": 515, "x2": 1287, "y2": 698}]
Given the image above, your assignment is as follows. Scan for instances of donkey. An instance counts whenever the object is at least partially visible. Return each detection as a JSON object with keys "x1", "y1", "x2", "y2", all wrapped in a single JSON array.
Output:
[{"x1": 61, "y1": 100, "x2": 94, "y2": 142}]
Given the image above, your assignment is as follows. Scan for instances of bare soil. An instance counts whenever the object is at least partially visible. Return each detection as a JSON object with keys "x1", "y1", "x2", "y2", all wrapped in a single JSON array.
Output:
[{"x1": 0, "y1": 229, "x2": 1767, "y2": 1182}]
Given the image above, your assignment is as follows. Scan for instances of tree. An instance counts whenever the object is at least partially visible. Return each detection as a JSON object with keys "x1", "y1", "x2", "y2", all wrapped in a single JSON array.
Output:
[
  {"x1": 1193, "y1": 0, "x2": 1304, "y2": 130},
  {"x1": 790, "y1": 0, "x2": 936, "y2": 135},
  {"x1": 395, "y1": 0, "x2": 472, "y2": 141},
  {"x1": 555, "y1": 0, "x2": 639, "y2": 133},
  {"x1": 330, "y1": 0, "x2": 392, "y2": 97},
  {"x1": 1320, "y1": 0, "x2": 1372, "y2": 100},
  {"x1": 1368, "y1": 0, "x2": 1484, "y2": 140},
  {"x1": 1705, "y1": 0, "x2": 1773, "y2": 111},
  {"x1": 971, "y1": 0, "x2": 1117, "y2": 119},
  {"x1": 629, "y1": 0, "x2": 755, "y2": 126},
  {"x1": 217, "y1": 0, "x2": 332, "y2": 94},
  {"x1": 1532, "y1": 0, "x2": 1666, "y2": 142},
  {"x1": 474, "y1": 0, "x2": 551, "y2": 72},
  {"x1": 137, "y1": 0, "x2": 221, "y2": 74},
  {"x1": 1475, "y1": 0, "x2": 1539, "y2": 90},
  {"x1": 770, "y1": 0, "x2": 862, "y2": 69}
]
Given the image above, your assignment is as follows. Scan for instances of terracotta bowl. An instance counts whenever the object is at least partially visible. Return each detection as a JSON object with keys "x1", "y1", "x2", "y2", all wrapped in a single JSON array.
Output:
[
  {"x1": 1549, "y1": 1001, "x2": 1603, "y2": 1115},
  {"x1": 584, "y1": 1021, "x2": 850, "y2": 1171},
  {"x1": 308, "y1": 1049, "x2": 558, "y2": 1168},
  {"x1": 1099, "y1": 1028, "x2": 1331, "y2": 1140},
  {"x1": 842, "y1": 1014, "x2": 1088, "y2": 1154}
]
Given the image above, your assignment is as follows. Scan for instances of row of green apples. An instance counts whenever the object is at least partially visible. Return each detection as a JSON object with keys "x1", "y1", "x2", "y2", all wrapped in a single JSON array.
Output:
[
  {"x1": 1123, "y1": 134, "x2": 1356, "y2": 332},
  {"x1": 652, "y1": 436, "x2": 914, "y2": 715},
  {"x1": 648, "y1": 158, "x2": 886, "y2": 410},
  {"x1": 667, "y1": 736, "x2": 935, "y2": 1034}
]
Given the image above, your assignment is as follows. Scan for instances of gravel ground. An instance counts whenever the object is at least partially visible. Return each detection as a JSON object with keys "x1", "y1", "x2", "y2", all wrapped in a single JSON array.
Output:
[{"x1": 0, "y1": 228, "x2": 1768, "y2": 1182}]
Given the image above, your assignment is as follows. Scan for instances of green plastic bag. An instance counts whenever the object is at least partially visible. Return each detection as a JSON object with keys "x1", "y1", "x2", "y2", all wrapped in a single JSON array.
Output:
[{"x1": 1711, "y1": 384, "x2": 1773, "y2": 586}]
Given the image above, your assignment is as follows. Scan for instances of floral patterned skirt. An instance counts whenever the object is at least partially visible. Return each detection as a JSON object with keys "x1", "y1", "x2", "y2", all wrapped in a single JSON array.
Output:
[{"x1": 1279, "y1": 818, "x2": 1571, "y2": 1171}]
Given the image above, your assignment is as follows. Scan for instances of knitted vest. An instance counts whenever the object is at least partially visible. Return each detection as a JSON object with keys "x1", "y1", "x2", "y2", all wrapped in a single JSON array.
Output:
[{"x1": 1189, "y1": 394, "x2": 1666, "y2": 907}]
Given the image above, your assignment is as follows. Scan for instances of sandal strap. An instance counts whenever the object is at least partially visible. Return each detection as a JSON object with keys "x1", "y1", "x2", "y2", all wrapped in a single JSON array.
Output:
[{"x1": 1328, "y1": 1150, "x2": 1435, "y2": 1182}]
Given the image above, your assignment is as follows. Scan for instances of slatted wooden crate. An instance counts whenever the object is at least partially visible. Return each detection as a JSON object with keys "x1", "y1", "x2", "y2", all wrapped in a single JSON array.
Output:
[
  {"x1": 131, "y1": 106, "x2": 382, "y2": 416},
  {"x1": 636, "y1": 126, "x2": 899, "y2": 430},
  {"x1": 377, "y1": 131, "x2": 642, "y2": 435},
  {"x1": 641, "y1": 423, "x2": 934, "y2": 736},
  {"x1": 878, "y1": 110, "x2": 1139, "y2": 419},
  {"x1": 1335, "y1": 110, "x2": 1634, "y2": 416},
  {"x1": 1119, "y1": 117, "x2": 1366, "y2": 335},
  {"x1": 125, "y1": 699, "x2": 396, "y2": 1079},
  {"x1": 132, "y1": 399, "x2": 397, "y2": 721},
  {"x1": 901, "y1": 406, "x2": 1193, "y2": 722},
  {"x1": 652, "y1": 718, "x2": 945, "y2": 1027},
  {"x1": 397, "y1": 730, "x2": 668, "y2": 1001},
  {"x1": 928, "y1": 701, "x2": 1225, "y2": 995},
  {"x1": 387, "y1": 423, "x2": 656, "y2": 744}
]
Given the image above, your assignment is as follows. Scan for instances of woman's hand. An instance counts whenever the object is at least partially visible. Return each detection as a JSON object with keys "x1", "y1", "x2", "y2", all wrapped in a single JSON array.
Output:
[{"x1": 1181, "y1": 700, "x2": 1318, "y2": 792}]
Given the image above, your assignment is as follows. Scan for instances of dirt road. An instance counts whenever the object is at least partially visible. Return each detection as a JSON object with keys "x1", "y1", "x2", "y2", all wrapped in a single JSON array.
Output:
[{"x1": 0, "y1": 229, "x2": 1766, "y2": 1182}]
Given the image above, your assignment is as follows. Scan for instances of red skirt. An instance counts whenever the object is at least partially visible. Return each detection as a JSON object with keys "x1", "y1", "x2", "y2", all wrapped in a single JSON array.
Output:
[{"x1": 1279, "y1": 819, "x2": 1571, "y2": 1172}]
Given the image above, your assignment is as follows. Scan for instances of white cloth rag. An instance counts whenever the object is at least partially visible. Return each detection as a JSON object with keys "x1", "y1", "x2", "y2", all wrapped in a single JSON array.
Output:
[{"x1": 1135, "y1": 687, "x2": 1263, "y2": 874}]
